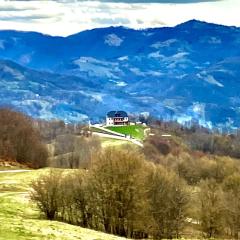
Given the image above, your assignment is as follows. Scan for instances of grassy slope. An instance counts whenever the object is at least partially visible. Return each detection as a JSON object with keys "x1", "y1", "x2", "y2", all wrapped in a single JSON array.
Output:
[
  {"x1": 0, "y1": 169, "x2": 127, "y2": 240},
  {"x1": 100, "y1": 138, "x2": 133, "y2": 148},
  {"x1": 105, "y1": 125, "x2": 146, "y2": 141},
  {"x1": 90, "y1": 126, "x2": 136, "y2": 147}
]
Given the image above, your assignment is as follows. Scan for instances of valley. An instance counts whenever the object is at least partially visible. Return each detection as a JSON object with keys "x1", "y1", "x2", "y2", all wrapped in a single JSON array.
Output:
[{"x1": 0, "y1": 20, "x2": 240, "y2": 129}]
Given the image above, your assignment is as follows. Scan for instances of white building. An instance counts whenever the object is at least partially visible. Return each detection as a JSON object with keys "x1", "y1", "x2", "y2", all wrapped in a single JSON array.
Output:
[{"x1": 106, "y1": 111, "x2": 129, "y2": 126}]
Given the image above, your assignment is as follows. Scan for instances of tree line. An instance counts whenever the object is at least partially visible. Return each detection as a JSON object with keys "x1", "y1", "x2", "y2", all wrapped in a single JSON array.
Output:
[
  {"x1": 0, "y1": 108, "x2": 48, "y2": 168},
  {"x1": 0, "y1": 108, "x2": 92, "y2": 168},
  {"x1": 31, "y1": 147, "x2": 189, "y2": 239},
  {"x1": 143, "y1": 127, "x2": 240, "y2": 238},
  {"x1": 30, "y1": 145, "x2": 240, "y2": 239},
  {"x1": 151, "y1": 119, "x2": 240, "y2": 159}
]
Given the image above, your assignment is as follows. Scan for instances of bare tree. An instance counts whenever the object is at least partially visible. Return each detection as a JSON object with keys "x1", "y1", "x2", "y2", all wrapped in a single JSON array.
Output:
[
  {"x1": 198, "y1": 179, "x2": 225, "y2": 238},
  {"x1": 223, "y1": 173, "x2": 240, "y2": 239},
  {"x1": 0, "y1": 108, "x2": 48, "y2": 168},
  {"x1": 147, "y1": 165, "x2": 189, "y2": 239},
  {"x1": 54, "y1": 135, "x2": 100, "y2": 169},
  {"x1": 87, "y1": 147, "x2": 148, "y2": 237},
  {"x1": 30, "y1": 169, "x2": 62, "y2": 220}
]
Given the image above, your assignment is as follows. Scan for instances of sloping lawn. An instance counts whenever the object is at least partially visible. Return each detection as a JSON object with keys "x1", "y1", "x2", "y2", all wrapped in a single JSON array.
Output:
[
  {"x1": 0, "y1": 169, "x2": 127, "y2": 240},
  {"x1": 106, "y1": 125, "x2": 146, "y2": 140}
]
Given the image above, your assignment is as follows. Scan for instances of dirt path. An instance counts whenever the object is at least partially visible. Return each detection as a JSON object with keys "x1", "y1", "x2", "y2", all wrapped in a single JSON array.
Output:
[{"x1": 0, "y1": 169, "x2": 32, "y2": 174}]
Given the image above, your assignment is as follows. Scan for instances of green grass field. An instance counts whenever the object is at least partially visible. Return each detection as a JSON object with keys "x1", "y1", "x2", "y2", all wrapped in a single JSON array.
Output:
[
  {"x1": 0, "y1": 169, "x2": 127, "y2": 240},
  {"x1": 105, "y1": 125, "x2": 147, "y2": 141}
]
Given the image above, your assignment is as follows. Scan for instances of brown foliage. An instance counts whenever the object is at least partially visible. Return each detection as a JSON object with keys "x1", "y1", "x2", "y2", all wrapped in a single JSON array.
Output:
[
  {"x1": 147, "y1": 165, "x2": 189, "y2": 239},
  {"x1": 198, "y1": 179, "x2": 225, "y2": 238},
  {"x1": 30, "y1": 169, "x2": 63, "y2": 220},
  {"x1": 87, "y1": 147, "x2": 148, "y2": 237},
  {"x1": 0, "y1": 108, "x2": 48, "y2": 168},
  {"x1": 31, "y1": 147, "x2": 192, "y2": 239},
  {"x1": 53, "y1": 135, "x2": 101, "y2": 169},
  {"x1": 223, "y1": 174, "x2": 240, "y2": 238}
]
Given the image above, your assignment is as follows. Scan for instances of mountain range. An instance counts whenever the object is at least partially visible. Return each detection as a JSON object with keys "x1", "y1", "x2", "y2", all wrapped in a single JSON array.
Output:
[{"x1": 0, "y1": 20, "x2": 240, "y2": 129}]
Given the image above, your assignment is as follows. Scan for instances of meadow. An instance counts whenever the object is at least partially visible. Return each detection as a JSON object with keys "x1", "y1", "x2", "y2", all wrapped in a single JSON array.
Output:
[
  {"x1": 105, "y1": 125, "x2": 147, "y2": 141},
  {"x1": 0, "y1": 169, "x2": 127, "y2": 240}
]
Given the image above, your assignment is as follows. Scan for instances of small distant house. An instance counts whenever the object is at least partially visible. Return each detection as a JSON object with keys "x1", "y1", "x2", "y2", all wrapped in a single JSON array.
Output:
[{"x1": 106, "y1": 111, "x2": 129, "y2": 126}]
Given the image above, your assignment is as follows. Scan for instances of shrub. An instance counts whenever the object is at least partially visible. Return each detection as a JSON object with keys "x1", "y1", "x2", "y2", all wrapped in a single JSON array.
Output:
[{"x1": 30, "y1": 169, "x2": 62, "y2": 220}]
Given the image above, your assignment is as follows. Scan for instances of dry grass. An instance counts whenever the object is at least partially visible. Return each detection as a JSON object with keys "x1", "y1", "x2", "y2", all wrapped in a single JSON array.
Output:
[{"x1": 0, "y1": 169, "x2": 128, "y2": 240}]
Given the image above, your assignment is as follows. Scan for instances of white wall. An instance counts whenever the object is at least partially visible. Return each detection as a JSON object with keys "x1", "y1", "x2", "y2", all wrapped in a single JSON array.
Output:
[
  {"x1": 106, "y1": 116, "x2": 129, "y2": 126},
  {"x1": 106, "y1": 117, "x2": 114, "y2": 126}
]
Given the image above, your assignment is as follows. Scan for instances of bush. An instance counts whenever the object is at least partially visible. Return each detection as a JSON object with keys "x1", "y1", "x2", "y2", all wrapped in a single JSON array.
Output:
[{"x1": 30, "y1": 169, "x2": 62, "y2": 220}]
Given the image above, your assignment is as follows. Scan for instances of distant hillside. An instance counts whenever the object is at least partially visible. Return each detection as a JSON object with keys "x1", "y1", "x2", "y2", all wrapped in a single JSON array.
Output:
[
  {"x1": 0, "y1": 20, "x2": 240, "y2": 128},
  {"x1": 0, "y1": 60, "x2": 135, "y2": 122}
]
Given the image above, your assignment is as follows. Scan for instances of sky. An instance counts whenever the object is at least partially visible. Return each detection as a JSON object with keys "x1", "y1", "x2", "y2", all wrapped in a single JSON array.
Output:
[{"x1": 0, "y1": 0, "x2": 239, "y2": 36}]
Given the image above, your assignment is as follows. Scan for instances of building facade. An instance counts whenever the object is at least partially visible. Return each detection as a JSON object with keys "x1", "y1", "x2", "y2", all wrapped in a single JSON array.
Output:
[{"x1": 106, "y1": 111, "x2": 129, "y2": 126}]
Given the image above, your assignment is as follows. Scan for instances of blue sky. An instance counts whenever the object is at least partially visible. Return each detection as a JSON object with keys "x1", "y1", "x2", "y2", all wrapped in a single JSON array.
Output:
[{"x1": 0, "y1": 0, "x2": 239, "y2": 36}]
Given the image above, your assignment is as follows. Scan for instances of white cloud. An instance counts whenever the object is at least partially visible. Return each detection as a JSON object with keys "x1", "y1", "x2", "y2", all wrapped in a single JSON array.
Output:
[{"x1": 0, "y1": 0, "x2": 238, "y2": 36}]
